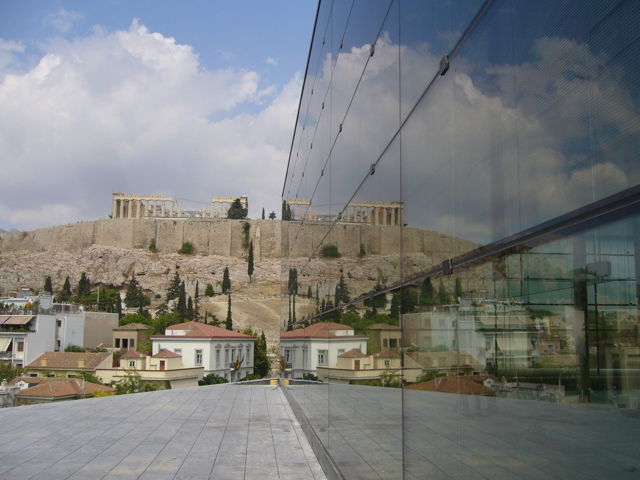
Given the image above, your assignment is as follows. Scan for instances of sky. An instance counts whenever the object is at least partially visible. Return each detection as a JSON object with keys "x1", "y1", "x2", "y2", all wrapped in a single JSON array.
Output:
[{"x1": 0, "y1": 0, "x2": 318, "y2": 231}]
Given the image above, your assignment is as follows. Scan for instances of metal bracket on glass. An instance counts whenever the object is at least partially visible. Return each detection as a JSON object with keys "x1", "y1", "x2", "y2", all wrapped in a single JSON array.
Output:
[
  {"x1": 321, "y1": 169, "x2": 324, "y2": 177},
  {"x1": 370, "y1": 164, "x2": 375, "y2": 175},
  {"x1": 322, "y1": 102, "x2": 324, "y2": 109},
  {"x1": 339, "y1": 123, "x2": 342, "y2": 133},
  {"x1": 370, "y1": 43, "x2": 375, "y2": 57},
  {"x1": 442, "y1": 258, "x2": 453, "y2": 275},
  {"x1": 340, "y1": 39, "x2": 343, "y2": 49},
  {"x1": 439, "y1": 55, "x2": 449, "y2": 76}
]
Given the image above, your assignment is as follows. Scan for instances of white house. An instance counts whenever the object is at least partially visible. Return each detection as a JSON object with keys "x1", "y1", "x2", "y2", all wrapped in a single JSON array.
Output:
[
  {"x1": 150, "y1": 322, "x2": 256, "y2": 382},
  {"x1": 279, "y1": 322, "x2": 369, "y2": 379},
  {"x1": 0, "y1": 315, "x2": 56, "y2": 368}
]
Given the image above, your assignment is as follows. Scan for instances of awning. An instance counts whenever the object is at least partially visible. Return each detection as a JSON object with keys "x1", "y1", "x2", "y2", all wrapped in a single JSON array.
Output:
[
  {"x1": 0, "y1": 316, "x2": 10, "y2": 325},
  {"x1": 4, "y1": 316, "x2": 34, "y2": 325},
  {"x1": 496, "y1": 337, "x2": 530, "y2": 352},
  {"x1": 0, "y1": 338, "x2": 12, "y2": 352}
]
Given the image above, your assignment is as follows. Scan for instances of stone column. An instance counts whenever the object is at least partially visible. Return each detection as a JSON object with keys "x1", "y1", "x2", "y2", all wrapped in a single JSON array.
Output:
[
  {"x1": 119, "y1": 200, "x2": 124, "y2": 219},
  {"x1": 112, "y1": 200, "x2": 117, "y2": 219},
  {"x1": 161, "y1": 201, "x2": 165, "y2": 217},
  {"x1": 391, "y1": 207, "x2": 396, "y2": 226},
  {"x1": 150, "y1": 200, "x2": 155, "y2": 217}
]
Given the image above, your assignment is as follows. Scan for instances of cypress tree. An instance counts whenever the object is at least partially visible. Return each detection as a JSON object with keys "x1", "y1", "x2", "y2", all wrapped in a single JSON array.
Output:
[
  {"x1": 226, "y1": 294, "x2": 233, "y2": 330},
  {"x1": 187, "y1": 296, "x2": 194, "y2": 321},
  {"x1": 420, "y1": 278, "x2": 434, "y2": 305},
  {"x1": 254, "y1": 331, "x2": 270, "y2": 377},
  {"x1": 175, "y1": 281, "x2": 187, "y2": 320},
  {"x1": 438, "y1": 279, "x2": 450, "y2": 305},
  {"x1": 59, "y1": 276, "x2": 72, "y2": 302},
  {"x1": 261, "y1": 208, "x2": 265, "y2": 220},
  {"x1": 454, "y1": 278, "x2": 463, "y2": 300},
  {"x1": 77, "y1": 272, "x2": 90, "y2": 299},
  {"x1": 167, "y1": 270, "x2": 181, "y2": 300},
  {"x1": 248, "y1": 240, "x2": 254, "y2": 281},
  {"x1": 125, "y1": 273, "x2": 141, "y2": 308},
  {"x1": 44, "y1": 276, "x2": 53, "y2": 295},
  {"x1": 222, "y1": 267, "x2": 231, "y2": 294},
  {"x1": 390, "y1": 294, "x2": 399, "y2": 320},
  {"x1": 307, "y1": 286, "x2": 312, "y2": 298},
  {"x1": 194, "y1": 281, "x2": 201, "y2": 322}
]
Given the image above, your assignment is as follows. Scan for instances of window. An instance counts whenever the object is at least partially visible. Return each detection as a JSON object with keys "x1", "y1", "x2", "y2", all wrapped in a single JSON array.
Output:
[
  {"x1": 285, "y1": 349, "x2": 291, "y2": 363},
  {"x1": 17, "y1": 342, "x2": 24, "y2": 352},
  {"x1": 384, "y1": 360, "x2": 390, "y2": 367},
  {"x1": 56, "y1": 320, "x2": 62, "y2": 327},
  {"x1": 246, "y1": 347, "x2": 251, "y2": 366},
  {"x1": 231, "y1": 348, "x2": 236, "y2": 363},
  {"x1": 215, "y1": 350, "x2": 220, "y2": 368},
  {"x1": 115, "y1": 338, "x2": 120, "y2": 348},
  {"x1": 225, "y1": 349, "x2": 229, "y2": 364},
  {"x1": 317, "y1": 350, "x2": 328, "y2": 366},
  {"x1": 174, "y1": 348, "x2": 182, "y2": 356},
  {"x1": 128, "y1": 360, "x2": 136, "y2": 368},
  {"x1": 195, "y1": 349, "x2": 203, "y2": 366},
  {"x1": 130, "y1": 339, "x2": 135, "y2": 348},
  {"x1": 389, "y1": 339, "x2": 398, "y2": 348}
]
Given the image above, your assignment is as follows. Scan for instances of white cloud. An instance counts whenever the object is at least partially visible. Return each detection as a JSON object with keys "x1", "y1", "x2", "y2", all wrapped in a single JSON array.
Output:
[
  {"x1": 44, "y1": 9, "x2": 84, "y2": 33},
  {"x1": 0, "y1": 20, "x2": 302, "y2": 230},
  {"x1": 265, "y1": 56, "x2": 278, "y2": 66}
]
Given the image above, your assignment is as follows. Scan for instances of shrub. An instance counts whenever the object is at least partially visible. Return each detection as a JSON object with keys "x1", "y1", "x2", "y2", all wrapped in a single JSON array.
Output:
[
  {"x1": 358, "y1": 244, "x2": 366, "y2": 258},
  {"x1": 148, "y1": 238, "x2": 157, "y2": 253},
  {"x1": 321, "y1": 244, "x2": 341, "y2": 258},
  {"x1": 178, "y1": 241, "x2": 194, "y2": 255},
  {"x1": 205, "y1": 283, "x2": 214, "y2": 297}
]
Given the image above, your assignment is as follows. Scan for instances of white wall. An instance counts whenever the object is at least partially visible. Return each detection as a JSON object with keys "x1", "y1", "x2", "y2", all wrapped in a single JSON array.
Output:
[
  {"x1": 25, "y1": 315, "x2": 56, "y2": 365},
  {"x1": 281, "y1": 337, "x2": 367, "y2": 377},
  {"x1": 152, "y1": 338, "x2": 255, "y2": 378}
]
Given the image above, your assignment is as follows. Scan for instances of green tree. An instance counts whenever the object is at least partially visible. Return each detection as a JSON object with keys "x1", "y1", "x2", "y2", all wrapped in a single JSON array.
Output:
[
  {"x1": 390, "y1": 294, "x2": 399, "y2": 320},
  {"x1": 77, "y1": 272, "x2": 90, "y2": 299},
  {"x1": 253, "y1": 331, "x2": 271, "y2": 377},
  {"x1": 307, "y1": 286, "x2": 312, "y2": 298},
  {"x1": 420, "y1": 278, "x2": 434, "y2": 306},
  {"x1": 167, "y1": 270, "x2": 181, "y2": 301},
  {"x1": 174, "y1": 281, "x2": 187, "y2": 320},
  {"x1": 178, "y1": 241, "x2": 194, "y2": 255},
  {"x1": 59, "y1": 276, "x2": 72, "y2": 302},
  {"x1": 248, "y1": 240, "x2": 254, "y2": 281},
  {"x1": 227, "y1": 198, "x2": 248, "y2": 219},
  {"x1": 156, "y1": 302, "x2": 169, "y2": 317},
  {"x1": 125, "y1": 273, "x2": 151, "y2": 309},
  {"x1": 199, "y1": 373, "x2": 228, "y2": 386},
  {"x1": 114, "y1": 370, "x2": 159, "y2": 394},
  {"x1": 438, "y1": 279, "x2": 450, "y2": 305},
  {"x1": 0, "y1": 361, "x2": 23, "y2": 383},
  {"x1": 148, "y1": 238, "x2": 157, "y2": 253},
  {"x1": 115, "y1": 292, "x2": 122, "y2": 317},
  {"x1": 193, "y1": 281, "x2": 201, "y2": 322},
  {"x1": 44, "y1": 276, "x2": 53, "y2": 295},
  {"x1": 119, "y1": 313, "x2": 151, "y2": 328},
  {"x1": 268, "y1": 211, "x2": 276, "y2": 220},
  {"x1": 222, "y1": 267, "x2": 231, "y2": 294},
  {"x1": 282, "y1": 201, "x2": 291, "y2": 221},
  {"x1": 225, "y1": 294, "x2": 233, "y2": 330},
  {"x1": 321, "y1": 244, "x2": 340, "y2": 258},
  {"x1": 261, "y1": 208, "x2": 265, "y2": 220},
  {"x1": 454, "y1": 278, "x2": 463, "y2": 300},
  {"x1": 187, "y1": 296, "x2": 194, "y2": 321},
  {"x1": 205, "y1": 283, "x2": 214, "y2": 297},
  {"x1": 336, "y1": 274, "x2": 350, "y2": 305}
]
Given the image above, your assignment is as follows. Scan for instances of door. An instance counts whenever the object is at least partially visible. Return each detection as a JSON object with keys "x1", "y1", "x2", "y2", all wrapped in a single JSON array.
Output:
[
  {"x1": 355, "y1": 360, "x2": 360, "y2": 371},
  {"x1": 159, "y1": 360, "x2": 165, "y2": 371}
]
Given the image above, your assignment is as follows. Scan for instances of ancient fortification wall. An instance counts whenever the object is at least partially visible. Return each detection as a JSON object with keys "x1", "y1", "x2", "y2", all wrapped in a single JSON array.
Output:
[{"x1": 0, "y1": 219, "x2": 472, "y2": 260}]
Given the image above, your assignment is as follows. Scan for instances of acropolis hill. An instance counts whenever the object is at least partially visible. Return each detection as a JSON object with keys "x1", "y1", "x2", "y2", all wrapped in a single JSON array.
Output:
[{"x1": 0, "y1": 218, "x2": 473, "y2": 345}]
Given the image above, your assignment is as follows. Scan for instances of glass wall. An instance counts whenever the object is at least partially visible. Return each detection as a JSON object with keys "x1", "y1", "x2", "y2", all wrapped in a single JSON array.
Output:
[{"x1": 282, "y1": 1, "x2": 640, "y2": 478}]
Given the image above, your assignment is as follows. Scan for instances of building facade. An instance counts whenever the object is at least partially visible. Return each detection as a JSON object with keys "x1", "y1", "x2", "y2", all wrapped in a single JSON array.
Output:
[
  {"x1": 282, "y1": 0, "x2": 640, "y2": 478},
  {"x1": 150, "y1": 321, "x2": 256, "y2": 382}
]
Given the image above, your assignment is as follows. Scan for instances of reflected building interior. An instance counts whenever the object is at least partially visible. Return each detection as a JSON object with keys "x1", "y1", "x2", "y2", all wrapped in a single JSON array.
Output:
[{"x1": 281, "y1": 0, "x2": 640, "y2": 479}]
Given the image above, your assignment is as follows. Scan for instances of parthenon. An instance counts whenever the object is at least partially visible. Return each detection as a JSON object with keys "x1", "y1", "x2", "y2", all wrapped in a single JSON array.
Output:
[
  {"x1": 112, "y1": 193, "x2": 249, "y2": 219},
  {"x1": 284, "y1": 198, "x2": 403, "y2": 226},
  {"x1": 344, "y1": 201, "x2": 404, "y2": 226}
]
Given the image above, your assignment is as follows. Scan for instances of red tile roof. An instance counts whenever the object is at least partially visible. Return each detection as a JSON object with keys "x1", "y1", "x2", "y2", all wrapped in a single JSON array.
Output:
[
  {"x1": 374, "y1": 348, "x2": 399, "y2": 358},
  {"x1": 16, "y1": 379, "x2": 114, "y2": 398},
  {"x1": 120, "y1": 350, "x2": 147, "y2": 359},
  {"x1": 153, "y1": 348, "x2": 181, "y2": 358},
  {"x1": 152, "y1": 321, "x2": 256, "y2": 339},
  {"x1": 27, "y1": 352, "x2": 112, "y2": 370},
  {"x1": 280, "y1": 322, "x2": 367, "y2": 339},
  {"x1": 406, "y1": 377, "x2": 493, "y2": 395},
  {"x1": 338, "y1": 349, "x2": 368, "y2": 358}
]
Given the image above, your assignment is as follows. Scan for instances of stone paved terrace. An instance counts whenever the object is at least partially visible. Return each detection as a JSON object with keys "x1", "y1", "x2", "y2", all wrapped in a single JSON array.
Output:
[
  {"x1": 0, "y1": 384, "x2": 326, "y2": 480},
  {"x1": 288, "y1": 383, "x2": 640, "y2": 480}
]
